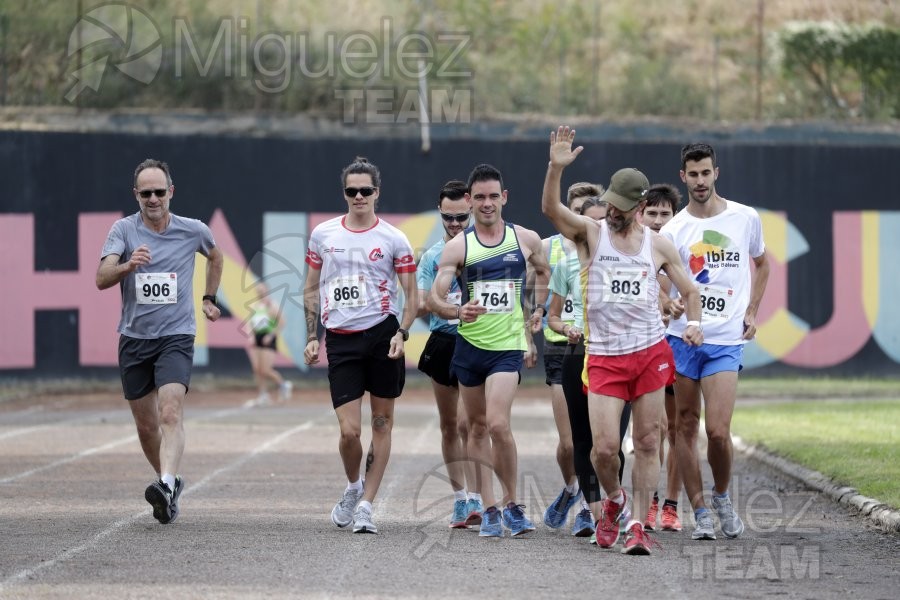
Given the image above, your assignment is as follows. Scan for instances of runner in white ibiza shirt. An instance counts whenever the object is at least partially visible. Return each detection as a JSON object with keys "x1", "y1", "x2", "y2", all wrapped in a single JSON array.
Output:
[
  {"x1": 660, "y1": 143, "x2": 770, "y2": 542},
  {"x1": 302, "y1": 156, "x2": 417, "y2": 535}
]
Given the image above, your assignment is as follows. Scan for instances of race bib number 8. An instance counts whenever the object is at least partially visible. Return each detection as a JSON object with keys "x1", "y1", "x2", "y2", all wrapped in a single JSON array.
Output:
[
  {"x1": 327, "y1": 275, "x2": 368, "y2": 309},
  {"x1": 698, "y1": 284, "x2": 732, "y2": 320},
  {"x1": 136, "y1": 272, "x2": 177, "y2": 304},
  {"x1": 562, "y1": 293, "x2": 576, "y2": 317},
  {"x1": 603, "y1": 267, "x2": 649, "y2": 304},
  {"x1": 473, "y1": 280, "x2": 516, "y2": 314}
]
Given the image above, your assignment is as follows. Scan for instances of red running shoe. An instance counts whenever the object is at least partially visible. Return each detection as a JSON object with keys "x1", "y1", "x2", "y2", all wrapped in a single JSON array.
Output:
[
  {"x1": 622, "y1": 522, "x2": 662, "y2": 555},
  {"x1": 595, "y1": 492, "x2": 630, "y2": 549}
]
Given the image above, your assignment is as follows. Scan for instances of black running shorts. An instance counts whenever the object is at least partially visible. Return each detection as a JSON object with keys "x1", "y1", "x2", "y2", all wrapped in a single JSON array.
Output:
[
  {"x1": 118, "y1": 334, "x2": 194, "y2": 400},
  {"x1": 325, "y1": 315, "x2": 405, "y2": 408},
  {"x1": 417, "y1": 330, "x2": 458, "y2": 387}
]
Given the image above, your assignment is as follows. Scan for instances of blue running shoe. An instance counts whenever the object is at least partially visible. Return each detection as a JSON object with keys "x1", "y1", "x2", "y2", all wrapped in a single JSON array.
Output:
[
  {"x1": 479, "y1": 506, "x2": 502, "y2": 537},
  {"x1": 572, "y1": 508, "x2": 594, "y2": 537},
  {"x1": 502, "y1": 503, "x2": 536, "y2": 537},
  {"x1": 543, "y1": 487, "x2": 581, "y2": 529},
  {"x1": 450, "y1": 499, "x2": 469, "y2": 528},
  {"x1": 465, "y1": 498, "x2": 484, "y2": 527}
]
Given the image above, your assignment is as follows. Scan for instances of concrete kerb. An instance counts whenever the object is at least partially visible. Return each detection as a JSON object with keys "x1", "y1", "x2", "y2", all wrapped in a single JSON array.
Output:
[{"x1": 733, "y1": 435, "x2": 900, "y2": 533}]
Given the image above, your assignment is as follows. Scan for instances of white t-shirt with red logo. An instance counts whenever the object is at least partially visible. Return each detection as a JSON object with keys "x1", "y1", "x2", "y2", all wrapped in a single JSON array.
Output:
[{"x1": 305, "y1": 215, "x2": 416, "y2": 332}]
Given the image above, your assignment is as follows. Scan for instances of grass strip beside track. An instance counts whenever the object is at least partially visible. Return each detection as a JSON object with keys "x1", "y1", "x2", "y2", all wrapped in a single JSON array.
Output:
[{"x1": 732, "y1": 398, "x2": 900, "y2": 510}]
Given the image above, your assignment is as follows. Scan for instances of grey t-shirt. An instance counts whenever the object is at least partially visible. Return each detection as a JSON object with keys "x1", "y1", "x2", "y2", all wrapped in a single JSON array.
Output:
[{"x1": 101, "y1": 212, "x2": 216, "y2": 339}]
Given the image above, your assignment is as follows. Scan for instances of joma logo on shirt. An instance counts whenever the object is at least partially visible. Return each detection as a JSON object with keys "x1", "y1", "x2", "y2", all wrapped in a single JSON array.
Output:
[
  {"x1": 369, "y1": 248, "x2": 384, "y2": 261},
  {"x1": 502, "y1": 253, "x2": 520, "y2": 262}
]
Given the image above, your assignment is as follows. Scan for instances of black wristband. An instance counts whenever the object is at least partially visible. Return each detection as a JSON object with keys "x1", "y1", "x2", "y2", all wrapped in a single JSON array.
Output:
[{"x1": 202, "y1": 294, "x2": 217, "y2": 306}]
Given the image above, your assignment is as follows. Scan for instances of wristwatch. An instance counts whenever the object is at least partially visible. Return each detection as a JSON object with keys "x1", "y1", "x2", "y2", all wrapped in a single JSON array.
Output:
[
  {"x1": 397, "y1": 328, "x2": 409, "y2": 341},
  {"x1": 202, "y1": 294, "x2": 218, "y2": 306}
]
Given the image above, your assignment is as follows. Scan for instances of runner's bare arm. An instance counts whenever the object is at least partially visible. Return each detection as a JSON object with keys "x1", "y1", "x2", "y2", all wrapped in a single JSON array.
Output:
[
  {"x1": 743, "y1": 250, "x2": 770, "y2": 339},
  {"x1": 201, "y1": 246, "x2": 224, "y2": 321},
  {"x1": 302, "y1": 265, "x2": 322, "y2": 365},
  {"x1": 96, "y1": 244, "x2": 151, "y2": 290},
  {"x1": 522, "y1": 228, "x2": 551, "y2": 333},
  {"x1": 388, "y1": 271, "x2": 418, "y2": 359},
  {"x1": 430, "y1": 235, "x2": 485, "y2": 322},
  {"x1": 542, "y1": 125, "x2": 587, "y2": 243}
]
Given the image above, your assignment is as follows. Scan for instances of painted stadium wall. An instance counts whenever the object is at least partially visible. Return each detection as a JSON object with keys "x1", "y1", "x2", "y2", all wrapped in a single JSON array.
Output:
[{"x1": 1, "y1": 130, "x2": 898, "y2": 378}]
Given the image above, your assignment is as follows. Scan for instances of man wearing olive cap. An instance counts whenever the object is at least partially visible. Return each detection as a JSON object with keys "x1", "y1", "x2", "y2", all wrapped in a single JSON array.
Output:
[{"x1": 541, "y1": 126, "x2": 704, "y2": 555}]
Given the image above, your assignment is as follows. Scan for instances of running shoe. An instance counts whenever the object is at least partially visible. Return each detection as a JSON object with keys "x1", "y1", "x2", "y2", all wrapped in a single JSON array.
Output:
[
  {"x1": 502, "y1": 503, "x2": 536, "y2": 536},
  {"x1": 691, "y1": 510, "x2": 717, "y2": 540},
  {"x1": 450, "y1": 498, "x2": 469, "y2": 529},
  {"x1": 169, "y1": 476, "x2": 184, "y2": 523},
  {"x1": 279, "y1": 381, "x2": 293, "y2": 402},
  {"x1": 543, "y1": 487, "x2": 580, "y2": 529},
  {"x1": 595, "y1": 492, "x2": 631, "y2": 548},
  {"x1": 622, "y1": 522, "x2": 662, "y2": 555},
  {"x1": 144, "y1": 480, "x2": 174, "y2": 524},
  {"x1": 712, "y1": 494, "x2": 744, "y2": 538},
  {"x1": 331, "y1": 485, "x2": 364, "y2": 528},
  {"x1": 352, "y1": 505, "x2": 377, "y2": 534},
  {"x1": 660, "y1": 504, "x2": 683, "y2": 532},
  {"x1": 572, "y1": 508, "x2": 595, "y2": 537},
  {"x1": 644, "y1": 497, "x2": 659, "y2": 531},
  {"x1": 478, "y1": 506, "x2": 502, "y2": 537},
  {"x1": 465, "y1": 497, "x2": 484, "y2": 526}
]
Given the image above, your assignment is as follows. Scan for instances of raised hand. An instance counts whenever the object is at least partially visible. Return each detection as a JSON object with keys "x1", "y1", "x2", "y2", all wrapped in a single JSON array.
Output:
[{"x1": 549, "y1": 125, "x2": 584, "y2": 168}]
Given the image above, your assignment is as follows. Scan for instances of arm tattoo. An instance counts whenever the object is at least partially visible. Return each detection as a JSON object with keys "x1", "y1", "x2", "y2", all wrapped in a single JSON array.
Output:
[{"x1": 303, "y1": 300, "x2": 319, "y2": 339}]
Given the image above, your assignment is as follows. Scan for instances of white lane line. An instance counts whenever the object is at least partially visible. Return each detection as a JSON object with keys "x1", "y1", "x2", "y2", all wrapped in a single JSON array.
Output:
[
  {"x1": 0, "y1": 404, "x2": 268, "y2": 485},
  {"x1": 0, "y1": 434, "x2": 137, "y2": 485},
  {"x1": 0, "y1": 416, "x2": 323, "y2": 593},
  {"x1": 0, "y1": 412, "x2": 123, "y2": 442}
]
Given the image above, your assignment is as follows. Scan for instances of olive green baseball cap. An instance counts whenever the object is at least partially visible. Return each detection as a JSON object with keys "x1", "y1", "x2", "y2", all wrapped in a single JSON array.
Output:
[{"x1": 601, "y1": 168, "x2": 650, "y2": 211}]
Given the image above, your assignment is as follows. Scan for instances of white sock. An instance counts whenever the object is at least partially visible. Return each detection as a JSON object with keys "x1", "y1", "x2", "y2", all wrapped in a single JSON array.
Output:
[
  {"x1": 580, "y1": 497, "x2": 591, "y2": 511},
  {"x1": 610, "y1": 491, "x2": 625, "y2": 505},
  {"x1": 161, "y1": 473, "x2": 175, "y2": 491},
  {"x1": 454, "y1": 489, "x2": 467, "y2": 502},
  {"x1": 347, "y1": 478, "x2": 363, "y2": 492},
  {"x1": 468, "y1": 492, "x2": 482, "y2": 503},
  {"x1": 565, "y1": 480, "x2": 580, "y2": 496},
  {"x1": 358, "y1": 500, "x2": 372, "y2": 513}
]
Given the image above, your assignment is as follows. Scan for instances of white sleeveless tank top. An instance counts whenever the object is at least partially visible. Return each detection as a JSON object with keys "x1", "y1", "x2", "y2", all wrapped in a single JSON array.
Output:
[{"x1": 584, "y1": 221, "x2": 665, "y2": 355}]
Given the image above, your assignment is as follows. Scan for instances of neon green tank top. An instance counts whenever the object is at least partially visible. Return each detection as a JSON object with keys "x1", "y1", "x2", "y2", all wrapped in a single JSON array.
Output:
[{"x1": 457, "y1": 224, "x2": 527, "y2": 351}]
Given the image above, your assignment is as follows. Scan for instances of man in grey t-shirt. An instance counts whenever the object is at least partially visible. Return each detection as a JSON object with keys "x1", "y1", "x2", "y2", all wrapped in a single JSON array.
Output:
[{"x1": 96, "y1": 158, "x2": 223, "y2": 524}]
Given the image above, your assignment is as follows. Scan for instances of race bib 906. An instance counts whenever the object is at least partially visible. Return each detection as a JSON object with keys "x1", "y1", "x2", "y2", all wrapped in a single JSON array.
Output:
[{"x1": 136, "y1": 272, "x2": 177, "y2": 304}]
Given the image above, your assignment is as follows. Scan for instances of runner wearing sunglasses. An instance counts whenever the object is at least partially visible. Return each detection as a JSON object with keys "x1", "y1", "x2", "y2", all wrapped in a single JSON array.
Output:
[
  {"x1": 417, "y1": 180, "x2": 482, "y2": 528},
  {"x1": 302, "y1": 156, "x2": 417, "y2": 535},
  {"x1": 96, "y1": 158, "x2": 223, "y2": 525}
]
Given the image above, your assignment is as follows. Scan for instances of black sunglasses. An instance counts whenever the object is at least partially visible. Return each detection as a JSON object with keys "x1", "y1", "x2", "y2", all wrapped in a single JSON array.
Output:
[
  {"x1": 138, "y1": 188, "x2": 168, "y2": 198},
  {"x1": 440, "y1": 212, "x2": 471, "y2": 223},
  {"x1": 344, "y1": 187, "x2": 376, "y2": 197}
]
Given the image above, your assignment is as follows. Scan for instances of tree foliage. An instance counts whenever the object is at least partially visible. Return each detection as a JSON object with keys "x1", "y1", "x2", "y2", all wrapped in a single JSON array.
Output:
[
  {"x1": 0, "y1": 0, "x2": 897, "y2": 122},
  {"x1": 779, "y1": 21, "x2": 900, "y2": 119}
]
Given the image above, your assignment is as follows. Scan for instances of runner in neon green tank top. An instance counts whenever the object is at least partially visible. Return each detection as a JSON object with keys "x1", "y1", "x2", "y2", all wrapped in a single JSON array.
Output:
[{"x1": 431, "y1": 163, "x2": 551, "y2": 538}]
